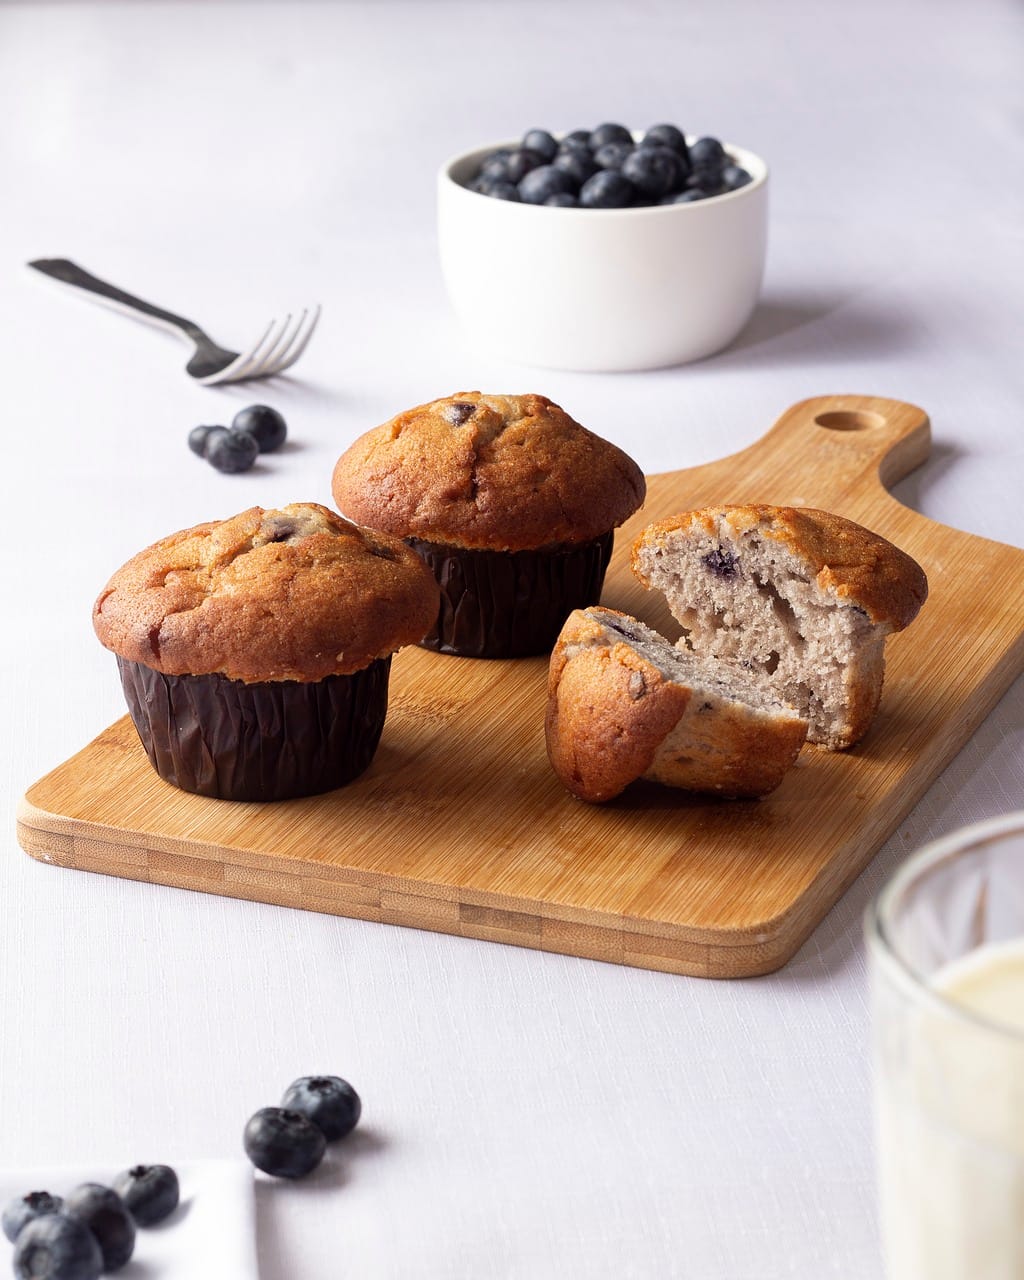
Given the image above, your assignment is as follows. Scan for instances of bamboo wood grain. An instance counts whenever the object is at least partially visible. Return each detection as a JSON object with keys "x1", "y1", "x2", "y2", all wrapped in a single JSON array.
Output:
[{"x1": 17, "y1": 396, "x2": 1024, "y2": 977}]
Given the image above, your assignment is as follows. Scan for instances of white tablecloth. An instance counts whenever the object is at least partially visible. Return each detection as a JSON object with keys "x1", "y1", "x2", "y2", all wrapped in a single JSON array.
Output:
[{"x1": 1, "y1": 2, "x2": 1021, "y2": 1276}]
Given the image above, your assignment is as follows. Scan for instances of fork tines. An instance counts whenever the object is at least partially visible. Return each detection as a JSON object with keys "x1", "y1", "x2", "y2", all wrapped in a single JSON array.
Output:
[{"x1": 198, "y1": 305, "x2": 321, "y2": 386}]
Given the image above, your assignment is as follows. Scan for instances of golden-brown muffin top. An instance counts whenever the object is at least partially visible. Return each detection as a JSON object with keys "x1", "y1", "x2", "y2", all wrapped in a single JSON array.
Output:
[
  {"x1": 331, "y1": 392, "x2": 646, "y2": 551},
  {"x1": 632, "y1": 504, "x2": 928, "y2": 630},
  {"x1": 93, "y1": 503, "x2": 440, "y2": 682}
]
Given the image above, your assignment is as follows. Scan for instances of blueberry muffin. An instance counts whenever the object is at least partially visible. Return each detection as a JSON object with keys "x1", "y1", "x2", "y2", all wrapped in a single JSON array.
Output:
[
  {"x1": 331, "y1": 393, "x2": 646, "y2": 657},
  {"x1": 547, "y1": 606, "x2": 808, "y2": 802},
  {"x1": 632, "y1": 505, "x2": 928, "y2": 749},
  {"x1": 93, "y1": 503, "x2": 439, "y2": 800}
]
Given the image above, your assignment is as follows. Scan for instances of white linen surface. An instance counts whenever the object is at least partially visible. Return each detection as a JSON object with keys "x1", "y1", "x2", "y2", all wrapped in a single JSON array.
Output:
[{"x1": 0, "y1": 1, "x2": 1021, "y2": 1278}]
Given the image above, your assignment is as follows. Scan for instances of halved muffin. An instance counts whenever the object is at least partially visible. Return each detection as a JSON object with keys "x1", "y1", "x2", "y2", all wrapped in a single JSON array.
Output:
[{"x1": 632, "y1": 505, "x2": 928, "y2": 749}]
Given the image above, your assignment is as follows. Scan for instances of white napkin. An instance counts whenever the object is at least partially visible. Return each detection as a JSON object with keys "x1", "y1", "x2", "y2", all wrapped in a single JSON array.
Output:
[{"x1": 0, "y1": 1159, "x2": 257, "y2": 1277}]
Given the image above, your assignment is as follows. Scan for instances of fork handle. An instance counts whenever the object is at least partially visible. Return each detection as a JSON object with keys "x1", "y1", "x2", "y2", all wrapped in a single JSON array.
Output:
[{"x1": 27, "y1": 258, "x2": 200, "y2": 335}]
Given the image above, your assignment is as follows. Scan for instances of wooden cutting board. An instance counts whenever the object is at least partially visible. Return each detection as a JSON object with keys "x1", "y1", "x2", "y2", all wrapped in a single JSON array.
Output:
[{"x1": 17, "y1": 396, "x2": 1024, "y2": 977}]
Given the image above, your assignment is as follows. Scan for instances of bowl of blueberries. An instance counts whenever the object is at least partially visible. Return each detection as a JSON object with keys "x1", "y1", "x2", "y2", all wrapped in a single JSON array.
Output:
[{"x1": 437, "y1": 121, "x2": 767, "y2": 372}]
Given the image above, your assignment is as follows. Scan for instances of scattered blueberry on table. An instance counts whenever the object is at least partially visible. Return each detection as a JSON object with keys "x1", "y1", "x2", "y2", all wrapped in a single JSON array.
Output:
[
  {"x1": 2, "y1": 1192, "x2": 63, "y2": 1245},
  {"x1": 4, "y1": 1166, "x2": 180, "y2": 1278},
  {"x1": 111, "y1": 1165, "x2": 179, "y2": 1227},
  {"x1": 4, "y1": 1073, "x2": 361, "y2": 1274},
  {"x1": 206, "y1": 428, "x2": 260, "y2": 474},
  {"x1": 188, "y1": 423, "x2": 227, "y2": 458},
  {"x1": 188, "y1": 403, "x2": 288, "y2": 474},
  {"x1": 243, "y1": 1107, "x2": 327, "y2": 1179},
  {"x1": 466, "y1": 122, "x2": 752, "y2": 207},
  {"x1": 63, "y1": 1184, "x2": 135, "y2": 1272},
  {"x1": 244, "y1": 1074, "x2": 363, "y2": 1178},
  {"x1": 281, "y1": 1075, "x2": 362, "y2": 1143},
  {"x1": 11, "y1": 1212, "x2": 103, "y2": 1280},
  {"x1": 231, "y1": 404, "x2": 288, "y2": 454}
]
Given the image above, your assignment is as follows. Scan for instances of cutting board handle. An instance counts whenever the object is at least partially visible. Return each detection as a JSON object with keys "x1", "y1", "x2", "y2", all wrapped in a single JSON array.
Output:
[
  {"x1": 762, "y1": 394, "x2": 931, "y2": 496},
  {"x1": 642, "y1": 395, "x2": 933, "y2": 552}
]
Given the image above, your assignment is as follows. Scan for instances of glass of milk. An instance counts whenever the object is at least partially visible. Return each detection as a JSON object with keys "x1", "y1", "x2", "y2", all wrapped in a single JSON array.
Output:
[{"x1": 866, "y1": 811, "x2": 1024, "y2": 1280}]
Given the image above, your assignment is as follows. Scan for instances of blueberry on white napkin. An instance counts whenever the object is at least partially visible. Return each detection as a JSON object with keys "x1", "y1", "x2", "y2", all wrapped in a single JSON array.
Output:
[{"x1": 0, "y1": 1159, "x2": 256, "y2": 1277}]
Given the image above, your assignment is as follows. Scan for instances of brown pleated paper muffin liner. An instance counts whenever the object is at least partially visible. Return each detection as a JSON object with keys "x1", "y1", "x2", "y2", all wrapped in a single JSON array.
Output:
[
  {"x1": 406, "y1": 531, "x2": 614, "y2": 658},
  {"x1": 116, "y1": 655, "x2": 391, "y2": 802}
]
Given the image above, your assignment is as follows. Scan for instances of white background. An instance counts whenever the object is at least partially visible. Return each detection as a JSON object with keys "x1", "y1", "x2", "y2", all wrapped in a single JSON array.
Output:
[{"x1": 1, "y1": 1, "x2": 1022, "y2": 1276}]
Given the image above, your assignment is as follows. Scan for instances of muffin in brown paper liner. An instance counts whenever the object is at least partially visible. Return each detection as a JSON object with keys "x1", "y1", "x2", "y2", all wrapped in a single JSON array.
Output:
[
  {"x1": 408, "y1": 532, "x2": 613, "y2": 658},
  {"x1": 331, "y1": 393, "x2": 645, "y2": 658},
  {"x1": 117, "y1": 656, "x2": 391, "y2": 802},
  {"x1": 94, "y1": 503, "x2": 440, "y2": 802}
]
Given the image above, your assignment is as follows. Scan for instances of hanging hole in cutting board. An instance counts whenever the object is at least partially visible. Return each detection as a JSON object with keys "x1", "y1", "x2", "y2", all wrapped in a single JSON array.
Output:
[{"x1": 814, "y1": 410, "x2": 885, "y2": 432}]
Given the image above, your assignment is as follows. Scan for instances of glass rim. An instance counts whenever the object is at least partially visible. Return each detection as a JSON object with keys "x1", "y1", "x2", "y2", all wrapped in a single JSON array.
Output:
[{"x1": 865, "y1": 809, "x2": 1024, "y2": 1044}]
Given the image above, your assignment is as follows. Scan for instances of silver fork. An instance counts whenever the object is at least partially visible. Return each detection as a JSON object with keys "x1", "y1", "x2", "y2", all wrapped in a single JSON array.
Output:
[{"x1": 28, "y1": 258, "x2": 320, "y2": 386}]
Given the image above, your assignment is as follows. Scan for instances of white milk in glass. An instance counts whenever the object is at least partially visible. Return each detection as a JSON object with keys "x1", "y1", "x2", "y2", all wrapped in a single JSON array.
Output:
[{"x1": 876, "y1": 938, "x2": 1024, "y2": 1279}]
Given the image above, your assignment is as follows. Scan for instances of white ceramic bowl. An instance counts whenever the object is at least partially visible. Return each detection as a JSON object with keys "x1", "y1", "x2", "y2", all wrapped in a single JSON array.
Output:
[{"x1": 437, "y1": 138, "x2": 768, "y2": 372}]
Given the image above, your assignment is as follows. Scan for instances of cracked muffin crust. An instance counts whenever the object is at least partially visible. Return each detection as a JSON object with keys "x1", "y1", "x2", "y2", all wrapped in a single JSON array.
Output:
[
  {"x1": 93, "y1": 502, "x2": 440, "y2": 682},
  {"x1": 632, "y1": 505, "x2": 928, "y2": 749},
  {"x1": 93, "y1": 504, "x2": 440, "y2": 801},
  {"x1": 330, "y1": 392, "x2": 646, "y2": 552},
  {"x1": 330, "y1": 393, "x2": 646, "y2": 657}
]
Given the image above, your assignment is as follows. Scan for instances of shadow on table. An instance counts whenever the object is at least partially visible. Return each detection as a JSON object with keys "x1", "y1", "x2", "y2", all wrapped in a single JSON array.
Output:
[
  {"x1": 889, "y1": 439, "x2": 966, "y2": 517},
  {"x1": 709, "y1": 287, "x2": 923, "y2": 367},
  {"x1": 207, "y1": 372, "x2": 347, "y2": 410},
  {"x1": 253, "y1": 1126, "x2": 391, "y2": 1279}
]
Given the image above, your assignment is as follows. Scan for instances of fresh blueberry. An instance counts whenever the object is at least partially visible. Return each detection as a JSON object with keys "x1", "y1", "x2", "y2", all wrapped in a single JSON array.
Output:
[
  {"x1": 3, "y1": 1191, "x2": 63, "y2": 1244},
  {"x1": 244, "y1": 1107, "x2": 327, "y2": 1178},
  {"x1": 206, "y1": 428, "x2": 259, "y2": 474},
  {"x1": 281, "y1": 1076, "x2": 362, "y2": 1142},
  {"x1": 666, "y1": 188, "x2": 709, "y2": 203},
  {"x1": 469, "y1": 126, "x2": 737, "y2": 209},
  {"x1": 188, "y1": 424, "x2": 227, "y2": 458},
  {"x1": 691, "y1": 169, "x2": 724, "y2": 195},
  {"x1": 12, "y1": 1213, "x2": 103, "y2": 1280},
  {"x1": 480, "y1": 148, "x2": 511, "y2": 170},
  {"x1": 579, "y1": 170, "x2": 635, "y2": 209},
  {"x1": 589, "y1": 122, "x2": 634, "y2": 150},
  {"x1": 641, "y1": 123, "x2": 689, "y2": 158},
  {"x1": 517, "y1": 164, "x2": 576, "y2": 205},
  {"x1": 503, "y1": 148, "x2": 545, "y2": 184},
  {"x1": 111, "y1": 1165, "x2": 179, "y2": 1227},
  {"x1": 556, "y1": 136, "x2": 592, "y2": 160},
  {"x1": 703, "y1": 547, "x2": 739, "y2": 577},
  {"x1": 593, "y1": 141, "x2": 634, "y2": 171},
  {"x1": 480, "y1": 179, "x2": 520, "y2": 201},
  {"x1": 231, "y1": 404, "x2": 287, "y2": 453},
  {"x1": 552, "y1": 149, "x2": 597, "y2": 189},
  {"x1": 688, "y1": 136, "x2": 727, "y2": 171},
  {"x1": 621, "y1": 146, "x2": 681, "y2": 198},
  {"x1": 719, "y1": 163, "x2": 752, "y2": 191},
  {"x1": 521, "y1": 129, "x2": 557, "y2": 162},
  {"x1": 64, "y1": 1185, "x2": 135, "y2": 1272},
  {"x1": 477, "y1": 154, "x2": 512, "y2": 184}
]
